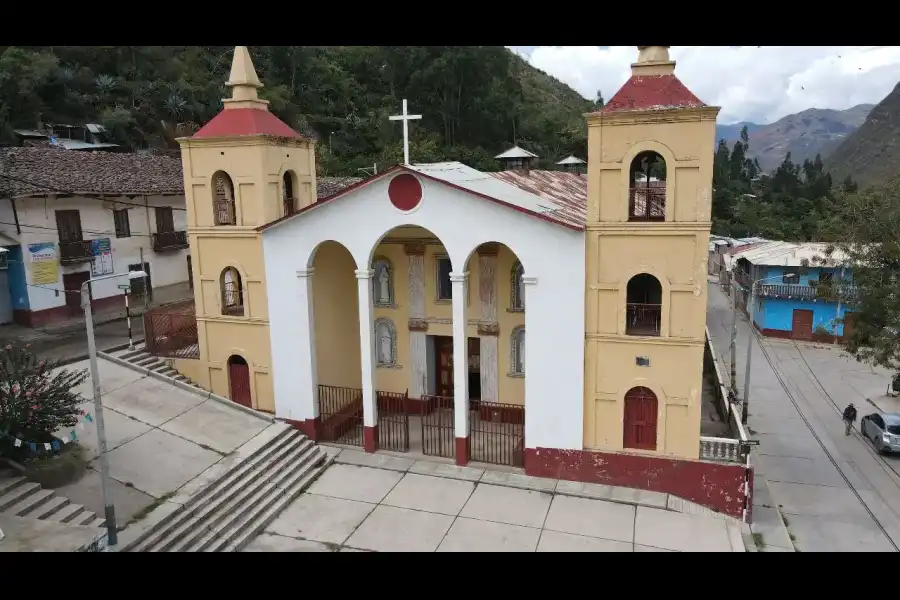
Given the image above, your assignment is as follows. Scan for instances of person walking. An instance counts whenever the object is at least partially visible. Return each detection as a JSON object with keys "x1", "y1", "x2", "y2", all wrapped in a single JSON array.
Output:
[{"x1": 843, "y1": 403, "x2": 858, "y2": 436}]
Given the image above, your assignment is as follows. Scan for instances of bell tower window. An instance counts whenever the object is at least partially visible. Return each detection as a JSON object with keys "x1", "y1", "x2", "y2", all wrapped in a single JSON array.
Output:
[
  {"x1": 213, "y1": 171, "x2": 237, "y2": 225},
  {"x1": 628, "y1": 151, "x2": 666, "y2": 222},
  {"x1": 283, "y1": 170, "x2": 297, "y2": 217}
]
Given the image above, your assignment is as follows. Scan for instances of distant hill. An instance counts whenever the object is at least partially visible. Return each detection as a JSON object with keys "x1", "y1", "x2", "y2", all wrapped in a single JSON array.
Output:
[
  {"x1": 717, "y1": 104, "x2": 873, "y2": 173},
  {"x1": 826, "y1": 84, "x2": 900, "y2": 190}
]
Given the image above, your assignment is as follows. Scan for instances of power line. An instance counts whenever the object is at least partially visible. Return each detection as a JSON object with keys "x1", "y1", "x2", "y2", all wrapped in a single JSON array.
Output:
[
  {"x1": 0, "y1": 172, "x2": 187, "y2": 212},
  {"x1": 0, "y1": 219, "x2": 160, "y2": 240}
]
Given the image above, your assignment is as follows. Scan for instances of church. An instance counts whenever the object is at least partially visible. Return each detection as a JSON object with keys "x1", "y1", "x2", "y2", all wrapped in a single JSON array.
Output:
[{"x1": 171, "y1": 45, "x2": 750, "y2": 518}]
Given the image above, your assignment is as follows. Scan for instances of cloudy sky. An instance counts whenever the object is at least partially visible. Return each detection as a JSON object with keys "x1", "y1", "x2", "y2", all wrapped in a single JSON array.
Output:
[{"x1": 508, "y1": 46, "x2": 900, "y2": 125}]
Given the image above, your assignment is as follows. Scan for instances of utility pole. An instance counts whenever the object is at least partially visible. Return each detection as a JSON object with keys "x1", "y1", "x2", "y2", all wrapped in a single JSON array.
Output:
[
  {"x1": 730, "y1": 281, "x2": 738, "y2": 394},
  {"x1": 742, "y1": 281, "x2": 755, "y2": 425},
  {"x1": 139, "y1": 247, "x2": 150, "y2": 312}
]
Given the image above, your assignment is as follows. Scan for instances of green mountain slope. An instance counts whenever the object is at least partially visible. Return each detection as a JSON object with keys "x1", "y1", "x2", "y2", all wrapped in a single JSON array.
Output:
[
  {"x1": 826, "y1": 82, "x2": 900, "y2": 190},
  {"x1": 0, "y1": 46, "x2": 594, "y2": 175}
]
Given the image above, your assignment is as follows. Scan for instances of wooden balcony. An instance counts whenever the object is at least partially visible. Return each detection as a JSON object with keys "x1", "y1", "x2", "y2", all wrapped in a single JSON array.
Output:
[
  {"x1": 213, "y1": 199, "x2": 236, "y2": 226},
  {"x1": 152, "y1": 231, "x2": 188, "y2": 252},
  {"x1": 628, "y1": 186, "x2": 666, "y2": 222},
  {"x1": 626, "y1": 303, "x2": 662, "y2": 336},
  {"x1": 58, "y1": 240, "x2": 93, "y2": 264},
  {"x1": 758, "y1": 283, "x2": 857, "y2": 301}
]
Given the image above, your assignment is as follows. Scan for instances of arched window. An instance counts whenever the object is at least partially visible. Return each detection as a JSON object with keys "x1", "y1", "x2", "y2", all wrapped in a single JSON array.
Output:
[
  {"x1": 510, "y1": 326, "x2": 525, "y2": 376},
  {"x1": 221, "y1": 267, "x2": 244, "y2": 316},
  {"x1": 623, "y1": 386, "x2": 658, "y2": 451},
  {"x1": 626, "y1": 273, "x2": 662, "y2": 336},
  {"x1": 283, "y1": 170, "x2": 297, "y2": 217},
  {"x1": 628, "y1": 151, "x2": 666, "y2": 222},
  {"x1": 374, "y1": 318, "x2": 397, "y2": 367},
  {"x1": 212, "y1": 171, "x2": 236, "y2": 225},
  {"x1": 510, "y1": 261, "x2": 525, "y2": 311},
  {"x1": 372, "y1": 258, "x2": 394, "y2": 307}
]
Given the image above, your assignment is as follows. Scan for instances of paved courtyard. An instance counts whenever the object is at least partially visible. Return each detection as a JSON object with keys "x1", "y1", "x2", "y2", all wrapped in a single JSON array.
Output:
[{"x1": 242, "y1": 452, "x2": 744, "y2": 553}]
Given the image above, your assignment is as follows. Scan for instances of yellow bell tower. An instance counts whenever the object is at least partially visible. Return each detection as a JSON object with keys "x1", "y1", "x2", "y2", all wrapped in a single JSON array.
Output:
[
  {"x1": 176, "y1": 46, "x2": 317, "y2": 412},
  {"x1": 583, "y1": 46, "x2": 719, "y2": 459}
]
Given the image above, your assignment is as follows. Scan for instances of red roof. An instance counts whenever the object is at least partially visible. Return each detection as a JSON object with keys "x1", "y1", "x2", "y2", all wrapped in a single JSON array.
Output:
[
  {"x1": 193, "y1": 108, "x2": 301, "y2": 139},
  {"x1": 603, "y1": 75, "x2": 704, "y2": 113}
]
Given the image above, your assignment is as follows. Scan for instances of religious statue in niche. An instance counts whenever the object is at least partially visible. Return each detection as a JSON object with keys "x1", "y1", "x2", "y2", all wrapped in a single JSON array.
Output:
[
  {"x1": 375, "y1": 319, "x2": 396, "y2": 366},
  {"x1": 372, "y1": 259, "x2": 393, "y2": 306}
]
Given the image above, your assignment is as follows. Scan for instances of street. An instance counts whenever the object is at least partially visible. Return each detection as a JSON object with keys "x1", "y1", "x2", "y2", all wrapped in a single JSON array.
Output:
[
  {"x1": 0, "y1": 317, "x2": 144, "y2": 364},
  {"x1": 707, "y1": 281, "x2": 900, "y2": 552}
]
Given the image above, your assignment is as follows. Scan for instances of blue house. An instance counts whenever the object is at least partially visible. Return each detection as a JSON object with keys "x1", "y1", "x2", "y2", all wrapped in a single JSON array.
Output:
[{"x1": 730, "y1": 241, "x2": 856, "y2": 341}]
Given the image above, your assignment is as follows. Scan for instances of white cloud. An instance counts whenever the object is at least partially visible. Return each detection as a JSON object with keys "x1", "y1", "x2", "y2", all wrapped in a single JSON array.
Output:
[{"x1": 512, "y1": 46, "x2": 900, "y2": 124}]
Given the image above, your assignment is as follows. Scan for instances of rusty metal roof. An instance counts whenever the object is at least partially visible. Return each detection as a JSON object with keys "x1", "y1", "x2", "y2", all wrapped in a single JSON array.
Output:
[{"x1": 488, "y1": 169, "x2": 586, "y2": 227}]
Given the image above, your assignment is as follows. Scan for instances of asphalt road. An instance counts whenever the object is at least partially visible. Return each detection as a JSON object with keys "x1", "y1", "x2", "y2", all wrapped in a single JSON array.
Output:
[
  {"x1": 707, "y1": 281, "x2": 900, "y2": 552},
  {"x1": 36, "y1": 318, "x2": 145, "y2": 364}
]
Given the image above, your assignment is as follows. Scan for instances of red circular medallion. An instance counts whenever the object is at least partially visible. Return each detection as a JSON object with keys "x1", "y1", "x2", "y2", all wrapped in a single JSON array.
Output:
[{"x1": 388, "y1": 174, "x2": 423, "y2": 211}]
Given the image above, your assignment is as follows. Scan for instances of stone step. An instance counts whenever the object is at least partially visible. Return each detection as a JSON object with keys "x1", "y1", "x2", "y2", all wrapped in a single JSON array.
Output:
[
  {"x1": 0, "y1": 482, "x2": 40, "y2": 512},
  {"x1": 45, "y1": 503, "x2": 87, "y2": 523},
  {"x1": 87, "y1": 517, "x2": 106, "y2": 529},
  {"x1": 70, "y1": 510, "x2": 100, "y2": 526},
  {"x1": 0, "y1": 475, "x2": 26, "y2": 497},
  {"x1": 119, "y1": 349, "x2": 149, "y2": 361},
  {"x1": 147, "y1": 435, "x2": 313, "y2": 552},
  {"x1": 134, "y1": 356, "x2": 159, "y2": 367},
  {"x1": 129, "y1": 427, "x2": 298, "y2": 552},
  {"x1": 159, "y1": 369, "x2": 178, "y2": 378},
  {"x1": 173, "y1": 443, "x2": 321, "y2": 552},
  {"x1": 149, "y1": 363, "x2": 170, "y2": 372},
  {"x1": 211, "y1": 452, "x2": 330, "y2": 552},
  {"x1": 31, "y1": 496, "x2": 71, "y2": 519},
  {"x1": 174, "y1": 375, "x2": 188, "y2": 382},
  {"x1": 4, "y1": 488, "x2": 55, "y2": 517},
  {"x1": 222, "y1": 456, "x2": 333, "y2": 552}
]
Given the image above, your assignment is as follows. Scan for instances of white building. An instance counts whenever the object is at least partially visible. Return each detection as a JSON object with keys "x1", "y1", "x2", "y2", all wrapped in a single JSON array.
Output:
[{"x1": 0, "y1": 148, "x2": 190, "y2": 327}]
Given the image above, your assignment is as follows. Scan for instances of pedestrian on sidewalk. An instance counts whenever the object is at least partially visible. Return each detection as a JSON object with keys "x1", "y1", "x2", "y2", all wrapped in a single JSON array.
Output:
[{"x1": 843, "y1": 403, "x2": 858, "y2": 436}]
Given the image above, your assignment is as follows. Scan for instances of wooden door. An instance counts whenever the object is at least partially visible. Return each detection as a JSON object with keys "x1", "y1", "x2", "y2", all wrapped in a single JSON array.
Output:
[
  {"x1": 55, "y1": 210, "x2": 83, "y2": 242},
  {"x1": 623, "y1": 387, "x2": 658, "y2": 451},
  {"x1": 842, "y1": 312, "x2": 856, "y2": 341},
  {"x1": 228, "y1": 356, "x2": 252, "y2": 408},
  {"x1": 435, "y1": 337, "x2": 454, "y2": 398},
  {"x1": 63, "y1": 271, "x2": 91, "y2": 315},
  {"x1": 791, "y1": 309, "x2": 814, "y2": 341},
  {"x1": 155, "y1": 207, "x2": 175, "y2": 234}
]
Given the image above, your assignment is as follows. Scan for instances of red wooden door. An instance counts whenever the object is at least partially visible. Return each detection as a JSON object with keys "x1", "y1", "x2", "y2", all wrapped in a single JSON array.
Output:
[
  {"x1": 791, "y1": 309, "x2": 814, "y2": 341},
  {"x1": 436, "y1": 337, "x2": 454, "y2": 398},
  {"x1": 228, "y1": 359, "x2": 252, "y2": 408},
  {"x1": 623, "y1": 387, "x2": 658, "y2": 451},
  {"x1": 842, "y1": 312, "x2": 856, "y2": 341},
  {"x1": 63, "y1": 271, "x2": 91, "y2": 316}
]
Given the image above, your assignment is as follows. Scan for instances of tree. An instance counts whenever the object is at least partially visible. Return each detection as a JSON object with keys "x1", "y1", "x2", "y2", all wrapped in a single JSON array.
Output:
[
  {"x1": 825, "y1": 179, "x2": 900, "y2": 378},
  {"x1": 0, "y1": 342, "x2": 89, "y2": 455}
]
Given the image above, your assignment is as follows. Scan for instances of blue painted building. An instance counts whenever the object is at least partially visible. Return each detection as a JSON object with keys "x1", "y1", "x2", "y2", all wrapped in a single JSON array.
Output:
[{"x1": 730, "y1": 242, "x2": 855, "y2": 341}]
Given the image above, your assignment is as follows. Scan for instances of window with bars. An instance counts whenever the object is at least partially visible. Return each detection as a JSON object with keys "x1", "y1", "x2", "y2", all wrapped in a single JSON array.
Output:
[
  {"x1": 55, "y1": 210, "x2": 83, "y2": 242},
  {"x1": 436, "y1": 256, "x2": 452, "y2": 300}
]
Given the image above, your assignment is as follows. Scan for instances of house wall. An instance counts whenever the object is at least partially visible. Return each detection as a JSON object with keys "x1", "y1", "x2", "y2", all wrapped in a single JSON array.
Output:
[
  {"x1": 0, "y1": 194, "x2": 190, "y2": 326},
  {"x1": 263, "y1": 173, "x2": 584, "y2": 450},
  {"x1": 752, "y1": 265, "x2": 852, "y2": 336}
]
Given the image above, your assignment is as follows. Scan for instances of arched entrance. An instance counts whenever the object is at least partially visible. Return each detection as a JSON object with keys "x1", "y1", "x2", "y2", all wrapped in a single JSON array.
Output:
[
  {"x1": 227, "y1": 355, "x2": 252, "y2": 408},
  {"x1": 623, "y1": 386, "x2": 658, "y2": 451}
]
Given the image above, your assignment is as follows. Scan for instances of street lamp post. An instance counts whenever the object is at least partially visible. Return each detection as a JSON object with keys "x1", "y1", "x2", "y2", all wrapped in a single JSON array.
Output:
[{"x1": 81, "y1": 270, "x2": 147, "y2": 547}]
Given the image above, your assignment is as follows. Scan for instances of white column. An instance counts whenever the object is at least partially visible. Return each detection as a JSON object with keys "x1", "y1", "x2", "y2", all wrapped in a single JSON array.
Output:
[
  {"x1": 294, "y1": 269, "x2": 319, "y2": 423},
  {"x1": 450, "y1": 272, "x2": 469, "y2": 457},
  {"x1": 521, "y1": 276, "x2": 538, "y2": 447},
  {"x1": 356, "y1": 268, "x2": 378, "y2": 452}
]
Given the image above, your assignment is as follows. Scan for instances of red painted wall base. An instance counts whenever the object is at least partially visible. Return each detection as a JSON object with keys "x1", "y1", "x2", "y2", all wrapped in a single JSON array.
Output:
[
  {"x1": 364, "y1": 426, "x2": 378, "y2": 453},
  {"x1": 455, "y1": 437, "x2": 469, "y2": 466},
  {"x1": 524, "y1": 447, "x2": 750, "y2": 520}
]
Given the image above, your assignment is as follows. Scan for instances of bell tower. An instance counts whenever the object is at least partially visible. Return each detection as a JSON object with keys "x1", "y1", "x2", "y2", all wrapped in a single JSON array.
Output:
[
  {"x1": 582, "y1": 46, "x2": 719, "y2": 459},
  {"x1": 176, "y1": 46, "x2": 317, "y2": 413}
]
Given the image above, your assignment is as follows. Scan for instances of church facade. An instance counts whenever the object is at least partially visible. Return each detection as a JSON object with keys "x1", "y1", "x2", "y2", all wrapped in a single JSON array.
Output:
[{"x1": 169, "y1": 45, "x2": 750, "y2": 519}]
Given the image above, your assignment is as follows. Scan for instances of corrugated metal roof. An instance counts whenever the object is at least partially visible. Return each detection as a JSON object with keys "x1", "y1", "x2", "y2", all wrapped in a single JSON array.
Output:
[
  {"x1": 494, "y1": 146, "x2": 538, "y2": 160},
  {"x1": 556, "y1": 155, "x2": 586, "y2": 165},
  {"x1": 488, "y1": 169, "x2": 586, "y2": 227},
  {"x1": 53, "y1": 140, "x2": 120, "y2": 151},
  {"x1": 731, "y1": 241, "x2": 850, "y2": 268}
]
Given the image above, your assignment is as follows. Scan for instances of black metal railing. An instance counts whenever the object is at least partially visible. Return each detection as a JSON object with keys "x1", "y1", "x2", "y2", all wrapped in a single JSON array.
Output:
[
  {"x1": 377, "y1": 391, "x2": 409, "y2": 452},
  {"x1": 628, "y1": 186, "x2": 666, "y2": 221},
  {"x1": 469, "y1": 401, "x2": 525, "y2": 467},
  {"x1": 221, "y1": 282, "x2": 244, "y2": 316},
  {"x1": 626, "y1": 303, "x2": 662, "y2": 336},
  {"x1": 283, "y1": 197, "x2": 296, "y2": 218},
  {"x1": 152, "y1": 230, "x2": 188, "y2": 251},
  {"x1": 420, "y1": 395, "x2": 456, "y2": 459},
  {"x1": 318, "y1": 385, "x2": 364, "y2": 446},
  {"x1": 213, "y1": 199, "x2": 236, "y2": 225},
  {"x1": 58, "y1": 240, "x2": 93, "y2": 263}
]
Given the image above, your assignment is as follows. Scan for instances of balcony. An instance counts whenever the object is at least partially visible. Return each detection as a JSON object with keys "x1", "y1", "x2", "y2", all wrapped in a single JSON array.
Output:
[
  {"x1": 626, "y1": 303, "x2": 662, "y2": 336},
  {"x1": 628, "y1": 186, "x2": 666, "y2": 222},
  {"x1": 758, "y1": 283, "x2": 857, "y2": 302},
  {"x1": 283, "y1": 197, "x2": 296, "y2": 218},
  {"x1": 152, "y1": 231, "x2": 188, "y2": 252},
  {"x1": 221, "y1": 281, "x2": 244, "y2": 316},
  {"x1": 214, "y1": 199, "x2": 236, "y2": 226},
  {"x1": 58, "y1": 240, "x2": 93, "y2": 264}
]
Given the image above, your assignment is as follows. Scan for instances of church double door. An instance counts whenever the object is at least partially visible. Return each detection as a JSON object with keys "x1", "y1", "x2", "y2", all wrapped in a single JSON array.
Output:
[{"x1": 435, "y1": 336, "x2": 454, "y2": 398}]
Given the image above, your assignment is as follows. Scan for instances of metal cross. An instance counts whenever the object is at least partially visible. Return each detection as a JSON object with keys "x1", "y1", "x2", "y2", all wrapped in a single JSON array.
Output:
[{"x1": 389, "y1": 99, "x2": 422, "y2": 166}]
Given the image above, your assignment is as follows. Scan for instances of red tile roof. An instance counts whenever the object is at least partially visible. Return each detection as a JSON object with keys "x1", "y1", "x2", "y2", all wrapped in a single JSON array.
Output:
[
  {"x1": 193, "y1": 108, "x2": 301, "y2": 139},
  {"x1": 489, "y1": 170, "x2": 586, "y2": 226},
  {"x1": 602, "y1": 75, "x2": 704, "y2": 113}
]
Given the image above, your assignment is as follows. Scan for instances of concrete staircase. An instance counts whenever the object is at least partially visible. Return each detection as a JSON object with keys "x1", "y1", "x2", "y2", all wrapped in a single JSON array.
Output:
[
  {"x1": 109, "y1": 343, "x2": 203, "y2": 389},
  {"x1": 0, "y1": 468, "x2": 106, "y2": 529},
  {"x1": 125, "y1": 426, "x2": 331, "y2": 552}
]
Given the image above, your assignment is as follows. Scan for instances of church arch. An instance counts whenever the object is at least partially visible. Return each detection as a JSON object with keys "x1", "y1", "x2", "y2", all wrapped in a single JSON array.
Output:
[
  {"x1": 220, "y1": 266, "x2": 245, "y2": 317},
  {"x1": 374, "y1": 318, "x2": 398, "y2": 367},
  {"x1": 628, "y1": 151, "x2": 667, "y2": 221},
  {"x1": 371, "y1": 256, "x2": 395, "y2": 307},
  {"x1": 623, "y1": 386, "x2": 659, "y2": 451},
  {"x1": 625, "y1": 273, "x2": 663, "y2": 336},
  {"x1": 212, "y1": 170, "x2": 237, "y2": 226},
  {"x1": 227, "y1": 354, "x2": 252, "y2": 408},
  {"x1": 283, "y1": 170, "x2": 299, "y2": 217}
]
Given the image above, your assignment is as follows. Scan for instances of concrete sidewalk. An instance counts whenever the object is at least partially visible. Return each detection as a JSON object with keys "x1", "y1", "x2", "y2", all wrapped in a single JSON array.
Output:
[{"x1": 242, "y1": 448, "x2": 745, "y2": 553}]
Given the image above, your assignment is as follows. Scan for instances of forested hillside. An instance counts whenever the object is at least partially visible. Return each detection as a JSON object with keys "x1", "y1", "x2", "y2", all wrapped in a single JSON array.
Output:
[{"x1": 0, "y1": 46, "x2": 595, "y2": 175}]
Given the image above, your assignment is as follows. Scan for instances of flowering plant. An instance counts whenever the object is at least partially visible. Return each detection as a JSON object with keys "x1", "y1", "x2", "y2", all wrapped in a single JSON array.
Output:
[{"x1": 0, "y1": 342, "x2": 88, "y2": 453}]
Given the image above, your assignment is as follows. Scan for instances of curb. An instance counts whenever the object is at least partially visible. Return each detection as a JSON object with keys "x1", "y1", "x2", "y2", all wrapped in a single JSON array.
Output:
[
  {"x1": 96, "y1": 350, "x2": 274, "y2": 424},
  {"x1": 54, "y1": 339, "x2": 147, "y2": 368}
]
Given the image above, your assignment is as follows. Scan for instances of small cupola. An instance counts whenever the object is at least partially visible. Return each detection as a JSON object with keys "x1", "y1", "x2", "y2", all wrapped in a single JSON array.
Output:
[
  {"x1": 495, "y1": 145, "x2": 538, "y2": 174},
  {"x1": 556, "y1": 155, "x2": 586, "y2": 174}
]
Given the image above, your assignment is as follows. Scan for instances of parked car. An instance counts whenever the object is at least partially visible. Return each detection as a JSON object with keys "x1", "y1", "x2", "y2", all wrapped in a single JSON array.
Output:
[{"x1": 860, "y1": 412, "x2": 900, "y2": 454}]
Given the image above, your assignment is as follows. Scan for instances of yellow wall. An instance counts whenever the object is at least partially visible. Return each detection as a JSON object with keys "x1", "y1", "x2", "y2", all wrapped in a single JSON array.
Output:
[
  {"x1": 313, "y1": 242, "x2": 362, "y2": 389},
  {"x1": 583, "y1": 105, "x2": 718, "y2": 460}
]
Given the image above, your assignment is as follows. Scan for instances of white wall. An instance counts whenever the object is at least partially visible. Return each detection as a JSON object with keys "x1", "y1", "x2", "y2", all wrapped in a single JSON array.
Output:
[
  {"x1": 263, "y1": 172, "x2": 586, "y2": 451},
  {"x1": 0, "y1": 194, "x2": 190, "y2": 312}
]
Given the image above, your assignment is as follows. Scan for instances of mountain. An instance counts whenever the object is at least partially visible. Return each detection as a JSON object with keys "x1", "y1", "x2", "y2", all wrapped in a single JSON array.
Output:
[
  {"x1": 0, "y1": 46, "x2": 594, "y2": 175},
  {"x1": 715, "y1": 121, "x2": 763, "y2": 143},
  {"x1": 717, "y1": 104, "x2": 873, "y2": 173},
  {"x1": 826, "y1": 84, "x2": 900, "y2": 190}
]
